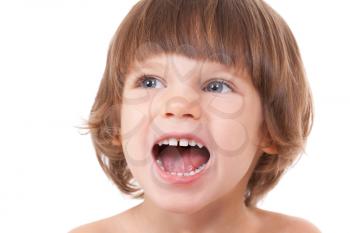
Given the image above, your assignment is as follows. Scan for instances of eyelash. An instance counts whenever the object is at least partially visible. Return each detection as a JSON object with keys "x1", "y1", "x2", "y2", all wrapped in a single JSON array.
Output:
[{"x1": 134, "y1": 74, "x2": 235, "y2": 93}]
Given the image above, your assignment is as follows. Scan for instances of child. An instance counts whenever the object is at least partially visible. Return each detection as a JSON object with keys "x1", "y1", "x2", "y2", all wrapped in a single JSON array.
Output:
[{"x1": 71, "y1": 0, "x2": 321, "y2": 232}]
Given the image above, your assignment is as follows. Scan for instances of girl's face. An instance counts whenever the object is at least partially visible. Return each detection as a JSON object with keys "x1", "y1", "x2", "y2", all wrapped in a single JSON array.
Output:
[{"x1": 119, "y1": 54, "x2": 265, "y2": 214}]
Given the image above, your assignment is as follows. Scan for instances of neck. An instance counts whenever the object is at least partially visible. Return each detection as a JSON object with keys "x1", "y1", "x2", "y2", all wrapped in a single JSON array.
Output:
[{"x1": 135, "y1": 186, "x2": 255, "y2": 233}]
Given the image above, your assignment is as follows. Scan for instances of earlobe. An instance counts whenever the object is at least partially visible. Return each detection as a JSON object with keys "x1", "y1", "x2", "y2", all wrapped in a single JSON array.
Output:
[
  {"x1": 261, "y1": 143, "x2": 278, "y2": 155},
  {"x1": 112, "y1": 136, "x2": 122, "y2": 146},
  {"x1": 259, "y1": 127, "x2": 278, "y2": 155}
]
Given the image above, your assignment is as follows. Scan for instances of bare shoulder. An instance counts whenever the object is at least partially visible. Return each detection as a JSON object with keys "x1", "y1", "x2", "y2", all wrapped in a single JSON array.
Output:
[
  {"x1": 285, "y1": 216, "x2": 322, "y2": 233},
  {"x1": 68, "y1": 211, "x2": 131, "y2": 233},
  {"x1": 68, "y1": 221, "x2": 102, "y2": 233},
  {"x1": 251, "y1": 207, "x2": 322, "y2": 233}
]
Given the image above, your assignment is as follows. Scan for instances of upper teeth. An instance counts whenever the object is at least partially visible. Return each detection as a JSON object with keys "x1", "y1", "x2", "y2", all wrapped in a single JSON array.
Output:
[{"x1": 158, "y1": 138, "x2": 204, "y2": 148}]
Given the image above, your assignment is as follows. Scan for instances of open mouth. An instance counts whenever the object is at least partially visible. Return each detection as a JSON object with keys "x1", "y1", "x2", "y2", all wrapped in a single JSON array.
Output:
[{"x1": 151, "y1": 142, "x2": 211, "y2": 177}]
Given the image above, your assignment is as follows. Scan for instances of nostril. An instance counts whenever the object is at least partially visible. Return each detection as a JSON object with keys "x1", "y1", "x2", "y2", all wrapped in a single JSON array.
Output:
[
  {"x1": 183, "y1": 113, "x2": 194, "y2": 118},
  {"x1": 165, "y1": 113, "x2": 173, "y2": 117},
  {"x1": 162, "y1": 97, "x2": 201, "y2": 120},
  {"x1": 165, "y1": 112, "x2": 194, "y2": 118}
]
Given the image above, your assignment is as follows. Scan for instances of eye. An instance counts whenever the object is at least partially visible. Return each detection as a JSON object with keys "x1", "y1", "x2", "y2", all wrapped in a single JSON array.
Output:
[
  {"x1": 202, "y1": 79, "x2": 233, "y2": 93},
  {"x1": 135, "y1": 75, "x2": 165, "y2": 89},
  {"x1": 134, "y1": 75, "x2": 234, "y2": 93}
]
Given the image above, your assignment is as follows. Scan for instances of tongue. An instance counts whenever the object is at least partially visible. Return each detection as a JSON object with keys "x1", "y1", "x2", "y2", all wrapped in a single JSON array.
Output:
[{"x1": 158, "y1": 146, "x2": 208, "y2": 173}]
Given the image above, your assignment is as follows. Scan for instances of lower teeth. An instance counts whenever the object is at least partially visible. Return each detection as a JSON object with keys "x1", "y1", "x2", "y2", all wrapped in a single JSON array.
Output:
[{"x1": 156, "y1": 159, "x2": 207, "y2": 177}]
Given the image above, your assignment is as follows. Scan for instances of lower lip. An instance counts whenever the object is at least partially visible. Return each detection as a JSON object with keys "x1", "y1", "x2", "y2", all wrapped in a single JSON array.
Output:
[{"x1": 151, "y1": 156, "x2": 211, "y2": 185}]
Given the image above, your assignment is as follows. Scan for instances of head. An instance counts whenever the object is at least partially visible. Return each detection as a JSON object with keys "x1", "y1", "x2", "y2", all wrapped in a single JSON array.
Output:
[{"x1": 86, "y1": 0, "x2": 313, "y2": 210}]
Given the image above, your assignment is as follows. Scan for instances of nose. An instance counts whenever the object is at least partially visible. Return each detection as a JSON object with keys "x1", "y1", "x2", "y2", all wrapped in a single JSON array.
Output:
[{"x1": 161, "y1": 87, "x2": 201, "y2": 120}]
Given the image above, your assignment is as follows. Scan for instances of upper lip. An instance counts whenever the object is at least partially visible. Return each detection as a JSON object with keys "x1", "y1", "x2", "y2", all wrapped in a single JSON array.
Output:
[{"x1": 152, "y1": 132, "x2": 209, "y2": 149}]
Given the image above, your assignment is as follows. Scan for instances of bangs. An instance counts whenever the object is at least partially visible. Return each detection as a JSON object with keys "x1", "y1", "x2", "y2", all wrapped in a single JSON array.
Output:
[{"x1": 114, "y1": 0, "x2": 255, "y2": 77}]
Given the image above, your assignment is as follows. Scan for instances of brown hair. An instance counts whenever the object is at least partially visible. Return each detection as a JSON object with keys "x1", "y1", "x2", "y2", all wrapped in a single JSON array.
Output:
[{"x1": 84, "y1": 0, "x2": 313, "y2": 207}]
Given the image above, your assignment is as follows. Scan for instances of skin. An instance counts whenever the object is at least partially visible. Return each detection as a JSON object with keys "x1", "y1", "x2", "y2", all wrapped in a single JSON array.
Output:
[{"x1": 70, "y1": 54, "x2": 321, "y2": 233}]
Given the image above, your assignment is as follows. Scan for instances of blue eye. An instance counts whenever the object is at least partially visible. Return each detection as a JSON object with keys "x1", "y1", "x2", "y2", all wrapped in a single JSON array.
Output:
[
  {"x1": 203, "y1": 80, "x2": 233, "y2": 93},
  {"x1": 136, "y1": 75, "x2": 165, "y2": 89},
  {"x1": 135, "y1": 75, "x2": 233, "y2": 93}
]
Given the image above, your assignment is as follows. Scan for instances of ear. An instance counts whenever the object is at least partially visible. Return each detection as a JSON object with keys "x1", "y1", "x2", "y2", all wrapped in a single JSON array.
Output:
[
  {"x1": 259, "y1": 127, "x2": 278, "y2": 155},
  {"x1": 112, "y1": 135, "x2": 122, "y2": 146},
  {"x1": 261, "y1": 142, "x2": 278, "y2": 155}
]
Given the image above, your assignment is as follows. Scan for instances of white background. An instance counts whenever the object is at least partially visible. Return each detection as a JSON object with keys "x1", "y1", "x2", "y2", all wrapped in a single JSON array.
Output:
[{"x1": 0, "y1": 0, "x2": 349, "y2": 232}]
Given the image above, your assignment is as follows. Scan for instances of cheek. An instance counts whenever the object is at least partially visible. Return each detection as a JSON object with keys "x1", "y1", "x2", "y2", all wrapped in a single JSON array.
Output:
[
  {"x1": 206, "y1": 93, "x2": 244, "y2": 116},
  {"x1": 120, "y1": 94, "x2": 150, "y2": 165},
  {"x1": 121, "y1": 106, "x2": 145, "y2": 139},
  {"x1": 204, "y1": 94, "x2": 247, "y2": 154},
  {"x1": 209, "y1": 119, "x2": 254, "y2": 182},
  {"x1": 211, "y1": 120, "x2": 247, "y2": 153},
  {"x1": 205, "y1": 91, "x2": 262, "y2": 154},
  {"x1": 120, "y1": 88, "x2": 154, "y2": 137},
  {"x1": 204, "y1": 94, "x2": 261, "y2": 186},
  {"x1": 219, "y1": 154, "x2": 254, "y2": 193}
]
